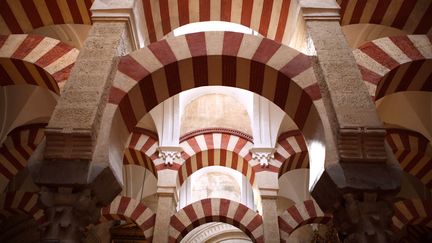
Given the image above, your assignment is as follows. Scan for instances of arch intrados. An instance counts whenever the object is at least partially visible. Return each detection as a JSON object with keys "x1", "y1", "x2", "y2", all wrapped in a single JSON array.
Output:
[
  {"x1": 392, "y1": 199, "x2": 432, "y2": 232},
  {"x1": 0, "y1": 34, "x2": 79, "y2": 94},
  {"x1": 169, "y1": 198, "x2": 264, "y2": 243},
  {"x1": 337, "y1": 0, "x2": 432, "y2": 35},
  {"x1": 177, "y1": 149, "x2": 255, "y2": 187},
  {"x1": 375, "y1": 59, "x2": 432, "y2": 100},
  {"x1": 278, "y1": 151, "x2": 309, "y2": 177},
  {"x1": 168, "y1": 21, "x2": 260, "y2": 38},
  {"x1": 176, "y1": 129, "x2": 257, "y2": 189},
  {"x1": 0, "y1": 58, "x2": 60, "y2": 94},
  {"x1": 122, "y1": 130, "x2": 159, "y2": 178},
  {"x1": 354, "y1": 35, "x2": 432, "y2": 100},
  {"x1": 276, "y1": 195, "x2": 296, "y2": 212},
  {"x1": 0, "y1": 0, "x2": 93, "y2": 34},
  {"x1": 279, "y1": 199, "x2": 332, "y2": 238},
  {"x1": 386, "y1": 128, "x2": 432, "y2": 189},
  {"x1": 100, "y1": 196, "x2": 156, "y2": 241},
  {"x1": 0, "y1": 124, "x2": 45, "y2": 192},
  {"x1": 0, "y1": 191, "x2": 45, "y2": 224},
  {"x1": 141, "y1": 0, "x2": 302, "y2": 46},
  {"x1": 342, "y1": 23, "x2": 408, "y2": 48},
  {"x1": 180, "y1": 222, "x2": 252, "y2": 243},
  {"x1": 275, "y1": 130, "x2": 309, "y2": 177},
  {"x1": 122, "y1": 150, "x2": 158, "y2": 178}
]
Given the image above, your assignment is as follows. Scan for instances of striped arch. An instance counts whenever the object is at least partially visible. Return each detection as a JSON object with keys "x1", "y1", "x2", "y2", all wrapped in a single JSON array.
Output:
[
  {"x1": 0, "y1": 34, "x2": 79, "y2": 93},
  {"x1": 400, "y1": 225, "x2": 432, "y2": 243},
  {"x1": 0, "y1": 0, "x2": 93, "y2": 34},
  {"x1": 175, "y1": 131, "x2": 259, "y2": 185},
  {"x1": 109, "y1": 32, "x2": 324, "y2": 165},
  {"x1": 141, "y1": 0, "x2": 303, "y2": 45},
  {"x1": 274, "y1": 130, "x2": 309, "y2": 177},
  {"x1": 123, "y1": 130, "x2": 159, "y2": 178},
  {"x1": 100, "y1": 196, "x2": 156, "y2": 241},
  {"x1": 337, "y1": 0, "x2": 432, "y2": 34},
  {"x1": 279, "y1": 200, "x2": 332, "y2": 240},
  {"x1": 0, "y1": 191, "x2": 45, "y2": 224},
  {"x1": 0, "y1": 124, "x2": 45, "y2": 192},
  {"x1": 178, "y1": 150, "x2": 256, "y2": 187},
  {"x1": 354, "y1": 35, "x2": 432, "y2": 100},
  {"x1": 392, "y1": 199, "x2": 432, "y2": 232},
  {"x1": 386, "y1": 128, "x2": 432, "y2": 188},
  {"x1": 169, "y1": 198, "x2": 264, "y2": 243}
]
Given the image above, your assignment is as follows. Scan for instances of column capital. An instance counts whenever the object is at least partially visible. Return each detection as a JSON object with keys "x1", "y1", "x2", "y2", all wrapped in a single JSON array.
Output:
[
  {"x1": 250, "y1": 147, "x2": 275, "y2": 168},
  {"x1": 300, "y1": 0, "x2": 341, "y2": 21},
  {"x1": 158, "y1": 146, "x2": 183, "y2": 166},
  {"x1": 91, "y1": 0, "x2": 145, "y2": 49},
  {"x1": 332, "y1": 192, "x2": 396, "y2": 242},
  {"x1": 38, "y1": 187, "x2": 101, "y2": 242}
]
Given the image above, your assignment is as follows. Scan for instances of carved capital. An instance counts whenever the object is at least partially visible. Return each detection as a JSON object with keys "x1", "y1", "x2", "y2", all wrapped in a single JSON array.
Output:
[
  {"x1": 332, "y1": 192, "x2": 395, "y2": 243},
  {"x1": 338, "y1": 127, "x2": 387, "y2": 163},
  {"x1": 38, "y1": 187, "x2": 101, "y2": 243},
  {"x1": 251, "y1": 148, "x2": 275, "y2": 168},
  {"x1": 36, "y1": 167, "x2": 121, "y2": 243},
  {"x1": 158, "y1": 146, "x2": 182, "y2": 166}
]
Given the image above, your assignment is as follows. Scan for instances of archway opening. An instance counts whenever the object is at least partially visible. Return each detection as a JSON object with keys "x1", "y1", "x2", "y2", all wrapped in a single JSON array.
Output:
[{"x1": 177, "y1": 166, "x2": 258, "y2": 211}]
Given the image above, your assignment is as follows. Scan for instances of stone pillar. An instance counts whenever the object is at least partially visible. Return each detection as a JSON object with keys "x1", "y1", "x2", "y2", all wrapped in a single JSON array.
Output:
[
  {"x1": 299, "y1": 0, "x2": 402, "y2": 242},
  {"x1": 34, "y1": 1, "x2": 144, "y2": 242},
  {"x1": 153, "y1": 187, "x2": 177, "y2": 243},
  {"x1": 260, "y1": 188, "x2": 280, "y2": 243},
  {"x1": 255, "y1": 168, "x2": 280, "y2": 242},
  {"x1": 152, "y1": 170, "x2": 178, "y2": 243}
]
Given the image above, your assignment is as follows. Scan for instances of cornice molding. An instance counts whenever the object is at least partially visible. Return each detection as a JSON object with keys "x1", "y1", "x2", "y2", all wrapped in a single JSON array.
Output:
[{"x1": 180, "y1": 127, "x2": 253, "y2": 142}]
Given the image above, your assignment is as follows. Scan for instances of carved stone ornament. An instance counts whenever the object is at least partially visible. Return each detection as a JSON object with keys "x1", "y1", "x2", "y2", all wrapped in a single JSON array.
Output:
[
  {"x1": 38, "y1": 187, "x2": 101, "y2": 243},
  {"x1": 338, "y1": 127, "x2": 387, "y2": 163},
  {"x1": 158, "y1": 146, "x2": 182, "y2": 166},
  {"x1": 332, "y1": 193, "x2": 395, "y2": 243},
  {"x1": 251, "y1": 148, "x2": 275, "y2": 168}
]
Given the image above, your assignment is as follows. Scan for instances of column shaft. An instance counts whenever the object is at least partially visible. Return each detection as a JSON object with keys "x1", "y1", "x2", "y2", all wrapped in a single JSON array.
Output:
[
  {"x1": 261, "y1": 196, "x2": 280, "y2": 242},
  {"x1": 153, "y1": 191, "x2": 177, "y2": 243}
]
